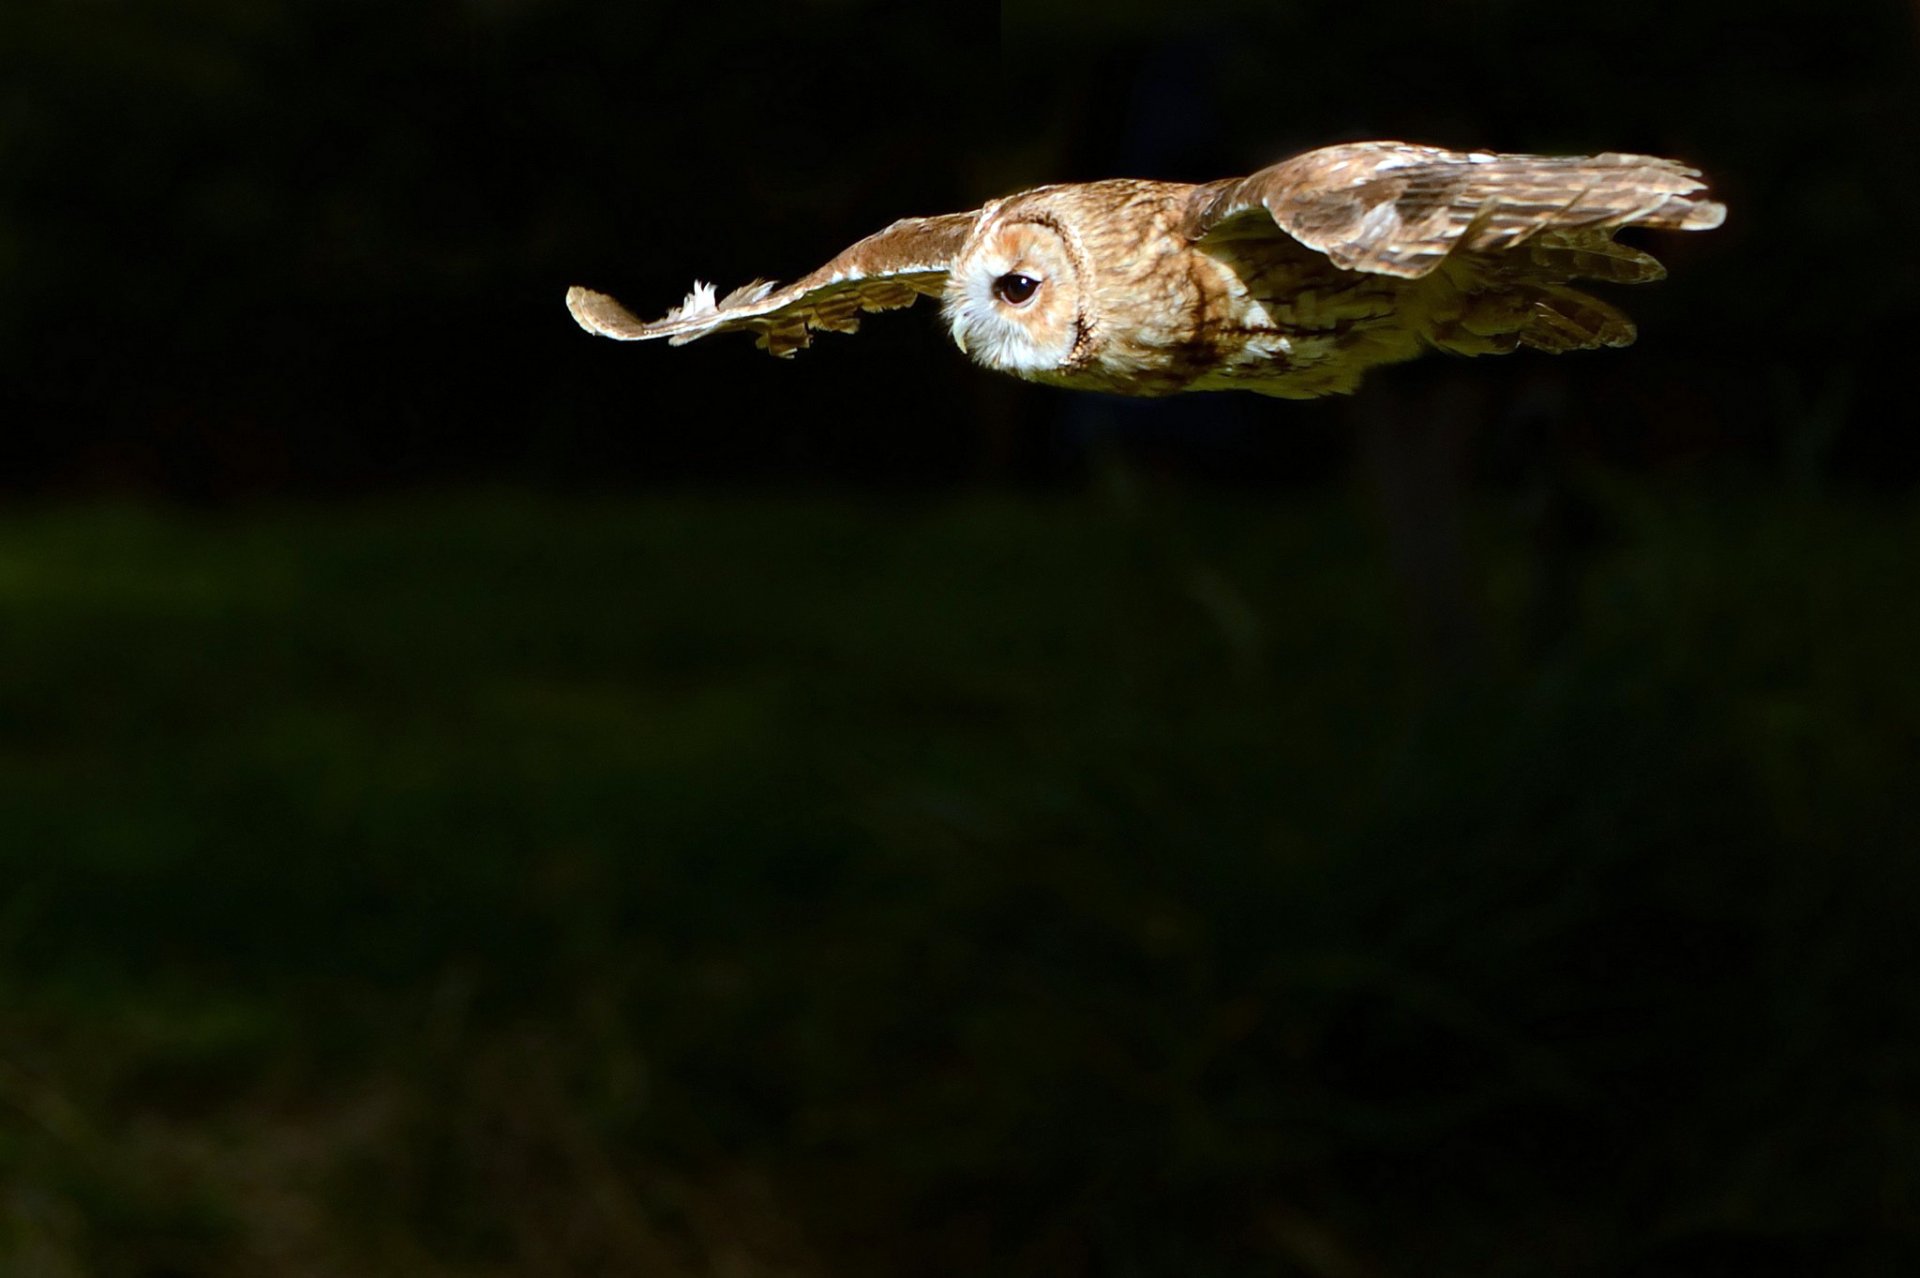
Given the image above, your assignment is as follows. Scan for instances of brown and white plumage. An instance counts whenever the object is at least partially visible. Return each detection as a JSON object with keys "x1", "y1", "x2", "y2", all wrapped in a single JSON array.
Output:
[
  {"x1": 568, "y1": 211, "x2": 979, "y2": 358},
  {"x1": 566, "y1": 141, "x2": 1723, "y2": 398}
]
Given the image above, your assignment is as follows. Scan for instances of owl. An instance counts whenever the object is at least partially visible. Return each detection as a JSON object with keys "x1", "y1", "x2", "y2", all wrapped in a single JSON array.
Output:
[{"x1": 566, "y1": 141, "x2": 1723, "y2": 399}]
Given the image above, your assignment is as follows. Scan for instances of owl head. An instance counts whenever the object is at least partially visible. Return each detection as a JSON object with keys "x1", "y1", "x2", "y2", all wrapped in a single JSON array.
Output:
[{"x1": 941, "y1": 206, "x2": 1092, "y2": 377}]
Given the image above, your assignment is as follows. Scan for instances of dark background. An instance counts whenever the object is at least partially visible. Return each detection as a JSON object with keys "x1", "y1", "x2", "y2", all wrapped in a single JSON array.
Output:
[
  {"x1": 1, "y1": 2, "x2": 1916, "y2": 1275},
  {"x1": 6, "y1": 0, "x2": 1916, "y2": 496}
]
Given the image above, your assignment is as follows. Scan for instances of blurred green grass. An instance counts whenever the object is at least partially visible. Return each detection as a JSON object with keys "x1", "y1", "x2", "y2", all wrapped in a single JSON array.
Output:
[{"x1": 0, "y1": 483, "x2": 1915, "y2": 1277}]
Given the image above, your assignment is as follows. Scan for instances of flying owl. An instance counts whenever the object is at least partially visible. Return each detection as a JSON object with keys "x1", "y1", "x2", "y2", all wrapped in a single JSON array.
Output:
[{"x1": 566, "y1": 141, "x2": 1723, "y2": 399}]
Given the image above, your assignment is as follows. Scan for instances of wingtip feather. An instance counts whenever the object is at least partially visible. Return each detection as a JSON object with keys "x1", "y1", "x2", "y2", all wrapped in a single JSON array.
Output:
[
  {"x1": 566, "y1": 285, "x2": 652, "y2": 340},
  {"x1": 1681, "y1": 198, "x2": 1727, "y2": 230}
]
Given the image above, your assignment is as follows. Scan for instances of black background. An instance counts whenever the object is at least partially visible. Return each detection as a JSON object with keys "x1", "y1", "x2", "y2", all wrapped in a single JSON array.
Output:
[{"x1": 5, "y1": 0, "x2": 1914, "y2": 497}]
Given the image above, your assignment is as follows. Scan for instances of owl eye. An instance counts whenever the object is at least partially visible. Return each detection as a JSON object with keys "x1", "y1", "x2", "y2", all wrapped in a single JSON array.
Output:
[{"x1": 992, "y1": 273, "x2": 1041, "y2": 306}]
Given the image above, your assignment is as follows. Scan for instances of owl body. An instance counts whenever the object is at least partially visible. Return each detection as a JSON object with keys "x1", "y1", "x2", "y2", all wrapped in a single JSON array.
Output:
[{"x1": 567, "y1": 141, "x2": 1723, "y2": 399}]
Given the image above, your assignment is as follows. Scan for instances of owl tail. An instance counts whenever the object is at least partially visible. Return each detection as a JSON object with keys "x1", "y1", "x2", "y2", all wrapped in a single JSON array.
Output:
[
  {"x1": 1432, "y1": 220, "x2": 1690, "y2": 356},
  {"x1": 1517, "y1": 284, "x2": 1637, "y2": 352},
  {"x1": 1432, "y1": 277, "x2": 1639, "y2": 356}
]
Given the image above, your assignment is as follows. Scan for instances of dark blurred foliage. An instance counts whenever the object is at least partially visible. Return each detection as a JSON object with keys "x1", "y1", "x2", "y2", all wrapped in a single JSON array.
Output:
[
  {"x1": 1, "y1": 491, "x2": 1917, "y2": 1275},
  {"x1": 0, "y1": 0, "x2": 1915, "y2": 497}
]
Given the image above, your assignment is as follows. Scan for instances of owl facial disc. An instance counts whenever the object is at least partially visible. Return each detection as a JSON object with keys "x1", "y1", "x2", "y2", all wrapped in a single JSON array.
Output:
[{"x1": 942, "y1": 216, "x2": 1083, "y2": 377}]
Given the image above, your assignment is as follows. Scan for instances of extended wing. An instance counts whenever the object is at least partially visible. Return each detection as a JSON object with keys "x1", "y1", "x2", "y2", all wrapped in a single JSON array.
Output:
[
  {"x1": 1187, "y1": 141, "x2": 1725, "y2": 279},
  {"x1": 566, "y1": 210, "x2": 979, "y2": 357}
]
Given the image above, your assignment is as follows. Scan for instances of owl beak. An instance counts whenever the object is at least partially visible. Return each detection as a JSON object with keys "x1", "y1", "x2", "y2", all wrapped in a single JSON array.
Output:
[{"x1": 953, "y1": 329, "x2": 969, "y2": 357}]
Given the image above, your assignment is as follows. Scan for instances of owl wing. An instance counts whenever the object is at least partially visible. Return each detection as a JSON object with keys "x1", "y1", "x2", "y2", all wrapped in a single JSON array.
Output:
[
  {"x1": 1188, "y1": 141, "x2": 1725, "y2": 279},
  {"x1": 566, "y1": 210, "x2": 979, "y2": 357}
]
